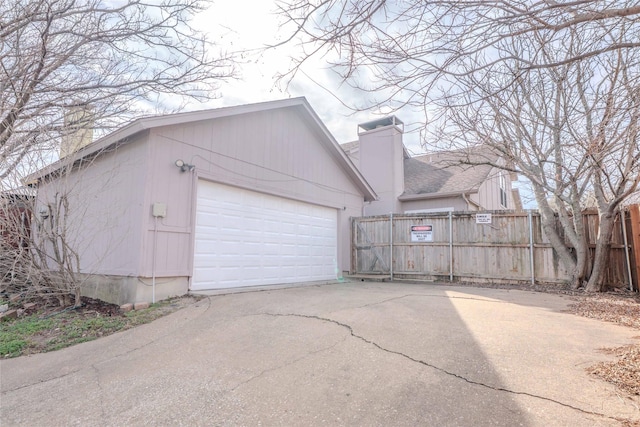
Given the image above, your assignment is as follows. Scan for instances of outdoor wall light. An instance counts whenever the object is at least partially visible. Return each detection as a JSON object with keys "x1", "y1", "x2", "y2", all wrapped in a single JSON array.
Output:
[{"x1": 174, "y1": 159, "x2": 195, "y2": 172}]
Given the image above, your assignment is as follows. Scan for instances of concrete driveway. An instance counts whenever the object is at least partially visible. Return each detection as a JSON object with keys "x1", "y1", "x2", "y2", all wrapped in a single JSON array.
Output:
[{"x1": 2, "y1": 282, "x2": 639, "y2": 426}]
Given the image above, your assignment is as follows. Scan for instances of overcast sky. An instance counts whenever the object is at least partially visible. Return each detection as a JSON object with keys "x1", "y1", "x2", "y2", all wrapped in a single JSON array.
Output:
[{"x1": 191, "y1": 0, "x2": 427, "y2": 154}]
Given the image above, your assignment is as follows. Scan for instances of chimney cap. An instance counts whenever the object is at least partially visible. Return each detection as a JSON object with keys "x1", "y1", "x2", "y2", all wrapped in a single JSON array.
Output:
[{"x1": 358, "y1": 116, "x2": 404, "y2": 133}]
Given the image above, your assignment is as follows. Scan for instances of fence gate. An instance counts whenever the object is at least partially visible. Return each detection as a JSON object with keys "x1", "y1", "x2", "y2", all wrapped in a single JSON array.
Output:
[{"x1": 352, "y1": 218, "x2": 390, "y2": 275}]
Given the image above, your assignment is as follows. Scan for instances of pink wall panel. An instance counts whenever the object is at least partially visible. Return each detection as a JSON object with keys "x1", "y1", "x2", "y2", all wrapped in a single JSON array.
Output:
[{"x1": 35, "y1": 135, "x2": 149, "y2": 276}]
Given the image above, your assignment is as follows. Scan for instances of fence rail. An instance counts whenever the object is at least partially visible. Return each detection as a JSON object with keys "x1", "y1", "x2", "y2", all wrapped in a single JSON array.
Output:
[{"x1": 351, "y1": 207, "x2": 639, "y2": 290}]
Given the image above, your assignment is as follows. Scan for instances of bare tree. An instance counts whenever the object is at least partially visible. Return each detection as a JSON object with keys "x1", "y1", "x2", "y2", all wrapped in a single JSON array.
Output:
[
  {"x1": 1, "y1": 142, "x2": 140, "y2": 307},
  {"x1": 16, "y1": 190, "x2": 82, "y2": 307},
  {"x1": 437, "y1": 34, "x2": 640, "y2": 290},
  {"x1": 276, "y1": 0, "x2": 640, "y2": 290},
  {"x1": 277, "y1": 1, "x2": 640, "y2": 83},
  {"x1": 1, "y1": 0, "x2": 235, "y2": 182},
  {"x1": 1, "y1": 0, "x2": 235, "y2": 305},
  {"x1": 1, "y1": 190, "x2": 32, "y2": 296}
]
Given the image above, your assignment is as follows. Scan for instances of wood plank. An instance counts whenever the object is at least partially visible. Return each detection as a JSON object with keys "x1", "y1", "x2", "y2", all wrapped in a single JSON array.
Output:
[{"x1": 628, "y1": 205, "x2": 640, "y2": 291}]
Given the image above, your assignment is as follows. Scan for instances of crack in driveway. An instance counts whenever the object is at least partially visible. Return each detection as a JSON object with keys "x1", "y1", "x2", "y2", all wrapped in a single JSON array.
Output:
[
  {"x1": 0, "y1": 368, "x2": 84, "y2": 394},
  {"x1": 264, "y1": 312, "x2": 619, "y2": 424},
  {"x1": 226, "y1": 333, "x2": 349, "y2": 393}
]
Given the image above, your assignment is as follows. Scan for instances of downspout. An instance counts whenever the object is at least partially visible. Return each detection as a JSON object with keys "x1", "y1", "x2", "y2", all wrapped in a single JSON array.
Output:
[
  {"x1": 152, "y1": 216, "x2": 158, "y2": 304},
  {"x1": 462, "y1": 193, "x2": 481, "y2": 210},
  {"x1": 449, "y1": 211, "x2": 453, "y2": 281},
  {"x1": 528, "y1": 210, "x2": 535, "y2": 286},
  {"x1": 362, "y1": 201, "x2": 371, "y2": 217},
  {"x1": 389, "y1": 212, "x2": 394, "y2": 281}
]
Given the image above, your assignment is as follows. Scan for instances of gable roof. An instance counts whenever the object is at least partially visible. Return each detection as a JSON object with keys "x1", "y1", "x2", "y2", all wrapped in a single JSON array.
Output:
[
  {"x1": 26, "y1": 98, "x2": 377, "y2": 201},
  {"x1": 401, "y1": 146, "x2": 499, "y2": 200}
]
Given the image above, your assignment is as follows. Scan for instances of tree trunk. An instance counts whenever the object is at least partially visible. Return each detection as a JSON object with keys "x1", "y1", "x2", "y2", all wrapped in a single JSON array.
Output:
[
  {"x1": 585, "y1": 210, "x2": 616, "y2": 292},
  {"x1": 572, "y1": 231, "x2": 590, "y2": 289},
  {"x1": 533, "y1": 186, "x2": 585, "y2": 286},
  {"x1": 73, "y1": 288, "x2": 82, "y2": 308}
]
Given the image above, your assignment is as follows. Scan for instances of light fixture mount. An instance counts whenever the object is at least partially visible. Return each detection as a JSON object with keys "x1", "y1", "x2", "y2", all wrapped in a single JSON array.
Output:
[{"x1": 174, "y1": 159, "x2": 194, "y2": 172}]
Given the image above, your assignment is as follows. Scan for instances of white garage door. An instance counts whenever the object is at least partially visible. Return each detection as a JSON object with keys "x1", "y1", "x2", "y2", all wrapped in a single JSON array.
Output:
[{"x1": 192, "y1": 180, "x2": 338, "y2": 290}]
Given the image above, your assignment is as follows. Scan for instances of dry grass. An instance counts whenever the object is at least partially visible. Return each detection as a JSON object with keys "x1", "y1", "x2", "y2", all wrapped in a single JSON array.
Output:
[
  {"x1": 589, "y1": 344, "x2": 640, "y2": 396},
  {"x1": 567, "y1": 293, "x2": 640, "y2": 398}
]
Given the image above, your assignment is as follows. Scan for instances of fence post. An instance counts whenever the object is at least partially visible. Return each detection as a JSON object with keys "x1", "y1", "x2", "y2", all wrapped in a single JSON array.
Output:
[
  {"x1": 620, "y1": 208, "x2": 634, "y2": 291},
  {"x1": 528, "y1": 211, "x2": 535, "y2": 285},
  {"x1": 351, "y1": 217, "x2": 356, "y2": 274},
  {"x1": 389, "y1": 213, "x2": 394, "y2": 281},
  {"x1": 449, "y1": 211, "x2": 453, "y2": 282},
  {"x1": 629, "y1": 205, "x2": 640, "y2": 292}
]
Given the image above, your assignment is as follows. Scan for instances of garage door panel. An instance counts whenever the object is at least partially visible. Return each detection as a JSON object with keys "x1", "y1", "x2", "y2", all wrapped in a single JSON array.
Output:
[{"x1": 192, "y1": 180, "x2": 337, "y2": 290}]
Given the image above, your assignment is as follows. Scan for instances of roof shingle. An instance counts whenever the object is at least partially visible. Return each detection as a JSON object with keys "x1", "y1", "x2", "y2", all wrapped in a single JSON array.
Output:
[{"x1": 402, "y1": 147, "x2": 498, "y2": 197}]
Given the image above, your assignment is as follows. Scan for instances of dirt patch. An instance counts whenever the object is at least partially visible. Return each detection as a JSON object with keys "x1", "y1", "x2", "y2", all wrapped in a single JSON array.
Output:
[
  {"x1": 1, "y1": 295, "x2": 201, "y2": 357},
  {"x1": 7, "y1": 294, "x2": 198, "y2": 318}
]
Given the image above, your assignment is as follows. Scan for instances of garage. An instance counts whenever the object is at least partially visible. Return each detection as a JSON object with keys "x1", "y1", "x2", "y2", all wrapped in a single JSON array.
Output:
[
  {"x1": 192, "y1": 180, "x2": 338, "y2": 290},
  {"x1": 30, "y1": 98, "x2": 376, "y2": 304}
]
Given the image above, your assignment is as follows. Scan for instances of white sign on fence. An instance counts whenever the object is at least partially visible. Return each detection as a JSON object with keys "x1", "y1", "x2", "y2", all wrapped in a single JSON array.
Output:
[
  {"x1": 476, "y1": 213, "x2": 492, "y2": 224},
  {"x1": 411, "y1": 225, "x2": 433, "y2": 242}
]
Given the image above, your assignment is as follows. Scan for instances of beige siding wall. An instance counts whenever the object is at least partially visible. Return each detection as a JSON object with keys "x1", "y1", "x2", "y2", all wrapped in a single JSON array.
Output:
[
  {"x1": 477, "y1": 167, "x2": 516, "y2": 211},
  {"x1": 35, "y1": 134, "x2": 149, "y2": 276},
  {"x1": 400, "y1": 196, "x2": 467, "y2": 213}
]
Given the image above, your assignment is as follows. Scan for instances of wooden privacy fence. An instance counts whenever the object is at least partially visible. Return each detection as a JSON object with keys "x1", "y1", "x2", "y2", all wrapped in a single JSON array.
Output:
[{"x1": 351, "y1": 207, "x2": 640, "y2": 290}]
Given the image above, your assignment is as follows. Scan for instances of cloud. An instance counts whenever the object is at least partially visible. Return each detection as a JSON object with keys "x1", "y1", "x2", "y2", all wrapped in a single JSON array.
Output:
[{"x1": 189, "y1": 0, "x2": 424, "y2": 151}]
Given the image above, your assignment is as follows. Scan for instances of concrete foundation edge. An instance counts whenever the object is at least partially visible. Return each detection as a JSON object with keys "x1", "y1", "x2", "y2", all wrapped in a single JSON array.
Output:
[{"x1": 78, "y1": 274, "x2": 189, "y2": 305}]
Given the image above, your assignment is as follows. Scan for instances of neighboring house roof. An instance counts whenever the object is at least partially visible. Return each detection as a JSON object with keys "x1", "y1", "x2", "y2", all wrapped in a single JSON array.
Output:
[
  {"x1": 1, "y1": 186, "x2": 35, "y2": 198},
  {"x1": 26, "y1": 97, "x2": 377, "y2": 201},
  {"x1": 340, "y1": 140, "x2": 359, "y2": 153},
  {"x1": 400, "y1": 147, "x2": 499, "y2": 200},
  {"x1": 339, "y1": 140, "x2": 505, "y2": 202}
]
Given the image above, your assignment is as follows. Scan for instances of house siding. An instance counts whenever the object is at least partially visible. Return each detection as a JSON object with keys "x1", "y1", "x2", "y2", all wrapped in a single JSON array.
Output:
[
  {"x1": 477, "y1": 167, "x2": 515, "y2": 211},
  {"x1": 35, "y1": 134, "x2": 149, "y2": 276},
  {"x1": 401, "y1": 196, "x2": 468, "y2": 213}
]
